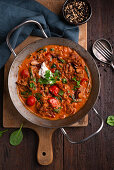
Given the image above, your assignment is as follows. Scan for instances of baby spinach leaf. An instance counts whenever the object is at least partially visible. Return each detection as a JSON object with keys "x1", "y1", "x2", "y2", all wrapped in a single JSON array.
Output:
[
  {"x1": 51, "y1": 63, "x2": 56, "y2": 68},
  {"x1": 10, "y1": 124, "x2": 23, "y2": 146},
  {"x1": 62, "y1": 78, "x2": 67, "y2": 84},
  {"x1": 107, "y1": 115, "x2": 114, "y2": 126}
]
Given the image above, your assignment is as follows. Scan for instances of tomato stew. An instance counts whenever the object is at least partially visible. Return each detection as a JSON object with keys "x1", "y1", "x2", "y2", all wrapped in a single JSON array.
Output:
[{"x1": 17, "y1": 45, "x2": 92, "y2": 120}]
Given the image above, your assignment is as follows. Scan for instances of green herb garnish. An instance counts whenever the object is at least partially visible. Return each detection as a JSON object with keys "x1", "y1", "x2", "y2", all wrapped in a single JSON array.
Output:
[
  {"x1": 69, "y1": 95, "x2": 72, "y2": 98},
  {"x1": 32, "y1": 77, "x2": 36, "y2": 82},
  {"x1": 38, "y1": 70, "x2": 56, "y2": 85},
  {"x1": 53, "y1": 109, "x2": 60, "y2": 113},
  {"x1": 59, "y1": 96, "x2": 62, "y2": 102},
  {"x1": 59, "y1": 90, "x2": 64, "y2": 96},
  {"x1": 85, "y1": 66, "x2": 89, "y2": 78},
  {"x1": 68, "y1": 90, "x2": 70, "y2": 93},
  {"x1": 45, "y1": 70, "x2": 51, "y2": 79},
  {"x1": 72, "y1": 77, "x2": 81, "y2": 88},
  {"x1": 57, "y1": 77, "x2": 61, "y2": 81},
  {"x1": 54, "y1": 106, "x2": 61, "y2": 113},
  {"x1": 10, "y1": 124, "x2": 23, "y2": 146},
  {"x1": 72, "y1": 77, "x2": 77, "y2": 81},
  {"x1": 29, "y1": 67, "x2": 33, "y2": 78},
  {"x1": 71, "y1": 99, "x2": 82, "y2": 103},
  {"x1": 62, "y1": 78, "x2": 67, "y2": 84},
  {"x1": 29, "y1": 83, "x2": 36, "y2": 90},
  {"x1": 50, "y1": 48, "x2": 54, "y2": 51},
  {"x1": 21, "y1": 90, "x2": 32, "y2": 96},
  {"x1": 77, "y1": 80, "x2": 81, "y2": 87},
  {"x1": 38, "y1": 78, "x2": 48, "y2": 84},
  {"x1": 107, "y1": 115, "x2": 114, "y2": 126},
  {"x1": 0, "y1": 129, "x2": 8, "y2": 138},
  {"x1": 51, "y1": 63, "x2": 56, "y2": 68},
  {"x1": 60, "y1": 58, "x2": 65, "y2": 63},
  {"x1": 54, "y1": 70, "x2": 61, "y2": 77},
  {"x1": 35, "y1": 93, "x2": 42, "y2": 101}
]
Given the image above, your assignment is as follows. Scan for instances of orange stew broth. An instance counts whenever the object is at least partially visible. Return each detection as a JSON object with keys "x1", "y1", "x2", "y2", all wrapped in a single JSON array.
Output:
[{"x1": 17, "y1": 45, "x2": 92, "y2": 120}]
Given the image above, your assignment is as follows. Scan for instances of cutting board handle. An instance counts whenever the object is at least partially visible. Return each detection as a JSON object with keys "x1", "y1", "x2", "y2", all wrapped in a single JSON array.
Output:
[
  {"x1": 24, "y1": 123, "x2": 55, "y2": 165},
  {"x1": 37, "y1": 128, "x2": 54, "y2": 165},
  {"x1": 29, "y1": 125, "x2": 55, "y2": 165}
]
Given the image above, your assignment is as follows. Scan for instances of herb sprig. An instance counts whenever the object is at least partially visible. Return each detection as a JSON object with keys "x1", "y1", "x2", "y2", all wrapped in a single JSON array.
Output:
[{"x1": 38, "y1": 70, "x2": 61, "y2": 85}]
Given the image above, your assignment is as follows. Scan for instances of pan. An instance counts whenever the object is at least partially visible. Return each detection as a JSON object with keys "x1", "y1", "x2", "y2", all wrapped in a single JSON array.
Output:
[{"x1": 6, "y1": 20, "x2": 103, "y2": 144}]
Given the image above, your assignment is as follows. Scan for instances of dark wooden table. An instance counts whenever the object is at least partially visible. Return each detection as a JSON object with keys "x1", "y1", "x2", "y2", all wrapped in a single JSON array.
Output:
[{"x1": 0, "y1": 0, "x2": 113, "y2": 169}]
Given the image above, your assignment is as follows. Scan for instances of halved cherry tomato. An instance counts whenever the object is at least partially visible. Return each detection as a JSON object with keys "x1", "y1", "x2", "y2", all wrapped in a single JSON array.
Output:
[
  {"x1": 45, "y1": 52, "x2": 52, "y2": 61},
  {"x1": 26, "y1": 96, "x2": 35, "y2": 106},
  {"x1": 49, "y1": 85, "x2": 59, "y2": 96},
  {"x1": 51, "y1": 68, "x2": 56, "y2": 73},
  {"x1": 21, "y1": 69, "x2": 29, "y2": 78},
  {"x1": 80, "y1": 78, "x2": 88, "y2": 84},
  {"x1": 48, "y1": 97, "x2": 59, "y2": 108}
]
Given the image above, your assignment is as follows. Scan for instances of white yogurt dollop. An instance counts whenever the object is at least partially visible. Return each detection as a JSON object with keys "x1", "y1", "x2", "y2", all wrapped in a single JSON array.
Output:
[{"x1": 39, "y1": 62, "x2": 52, "y2": 78}]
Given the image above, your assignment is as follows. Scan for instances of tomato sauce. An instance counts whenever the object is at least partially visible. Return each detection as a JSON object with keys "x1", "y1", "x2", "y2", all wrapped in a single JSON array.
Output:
[{"x1": 17, "y1": 45, "x2": 92, "y2": 120}]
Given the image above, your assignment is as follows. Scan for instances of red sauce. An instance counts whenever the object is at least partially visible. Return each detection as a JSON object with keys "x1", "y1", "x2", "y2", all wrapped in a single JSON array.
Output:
[{"x1": 17, "y1": 45, "x2": 92, "y2": 120}]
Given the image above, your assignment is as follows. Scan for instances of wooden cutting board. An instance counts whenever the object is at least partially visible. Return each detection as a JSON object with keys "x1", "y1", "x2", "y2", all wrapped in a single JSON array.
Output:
[{"x1": 3, "y1": 0, "x2": 88, "y2": 165}]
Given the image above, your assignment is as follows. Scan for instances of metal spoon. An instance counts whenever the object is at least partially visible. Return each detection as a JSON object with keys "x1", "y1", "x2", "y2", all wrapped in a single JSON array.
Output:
[{"x1": 92, "y1": 38, "x2": 114, "y2": 69}]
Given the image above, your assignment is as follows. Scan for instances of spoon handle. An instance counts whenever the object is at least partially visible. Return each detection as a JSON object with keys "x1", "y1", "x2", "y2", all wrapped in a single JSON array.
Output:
[{"x1": 110, "y1": 61, "x2": 114, "y2": 69}]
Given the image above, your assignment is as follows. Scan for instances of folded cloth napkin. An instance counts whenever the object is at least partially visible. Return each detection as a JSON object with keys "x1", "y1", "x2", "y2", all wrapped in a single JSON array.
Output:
[{"x1": 0, "y1": 0, "x2": 79, "y2": 69}]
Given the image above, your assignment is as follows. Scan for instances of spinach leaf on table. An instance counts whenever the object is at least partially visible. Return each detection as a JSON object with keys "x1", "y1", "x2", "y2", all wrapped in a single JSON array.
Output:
[
  {"x1": 10, "y1": 124, "x2": 23, "y2": 146},
  {"x1": 107, "y1": 115, "x2": 114, "y2": 126},
  {"x1": 0, "y1": 129, "x2": 8, "y2": 138}
]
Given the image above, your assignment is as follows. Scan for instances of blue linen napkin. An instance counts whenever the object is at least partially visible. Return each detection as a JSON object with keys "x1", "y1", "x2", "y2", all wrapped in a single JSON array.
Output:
[{"x1": 0, "y1": 0, "x2": 79, "y2": 69}]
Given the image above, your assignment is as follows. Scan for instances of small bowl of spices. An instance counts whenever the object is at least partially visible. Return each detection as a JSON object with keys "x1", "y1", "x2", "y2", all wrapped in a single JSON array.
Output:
[{"x1": 62, "y1": 0, "x2": 92, "y2": 25}]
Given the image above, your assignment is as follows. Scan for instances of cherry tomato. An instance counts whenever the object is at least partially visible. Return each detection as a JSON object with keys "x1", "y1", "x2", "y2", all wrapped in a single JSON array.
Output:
[
  {"x1": 45, "y1": 52, "x2": 52, "y2": 61},
  {"x1": 49, "y1": 85, "x2": 59, "y2": 96},
  {"x1": 21, "y1": 69, "x2": 29, "y2": 78},
  {"x1": 26, "y1": 96, "x2": 35, "y2": 106},
  {"x1": 51, "y1": 68, "x2": 56, "y2": 73},
  {"x1": 48, "y1": 97, "x2": 59, "y2": 108},
  {"x1": 80, "y1": 78, "x2": 88, "y2": 84}
]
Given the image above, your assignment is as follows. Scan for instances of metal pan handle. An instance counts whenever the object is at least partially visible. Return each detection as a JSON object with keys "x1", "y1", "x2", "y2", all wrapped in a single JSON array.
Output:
[
  {"x1": 61, "y1": 108, "x2": 104, "y2": 144},
  {"x1": 6, "y1": 20, "x2": 48, "y2": 57}
]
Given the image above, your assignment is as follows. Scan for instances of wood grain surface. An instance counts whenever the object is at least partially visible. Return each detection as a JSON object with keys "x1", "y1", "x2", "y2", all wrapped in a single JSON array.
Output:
[{"x1": 0, "y1": 0, "x2": 114, "y2": 169}]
